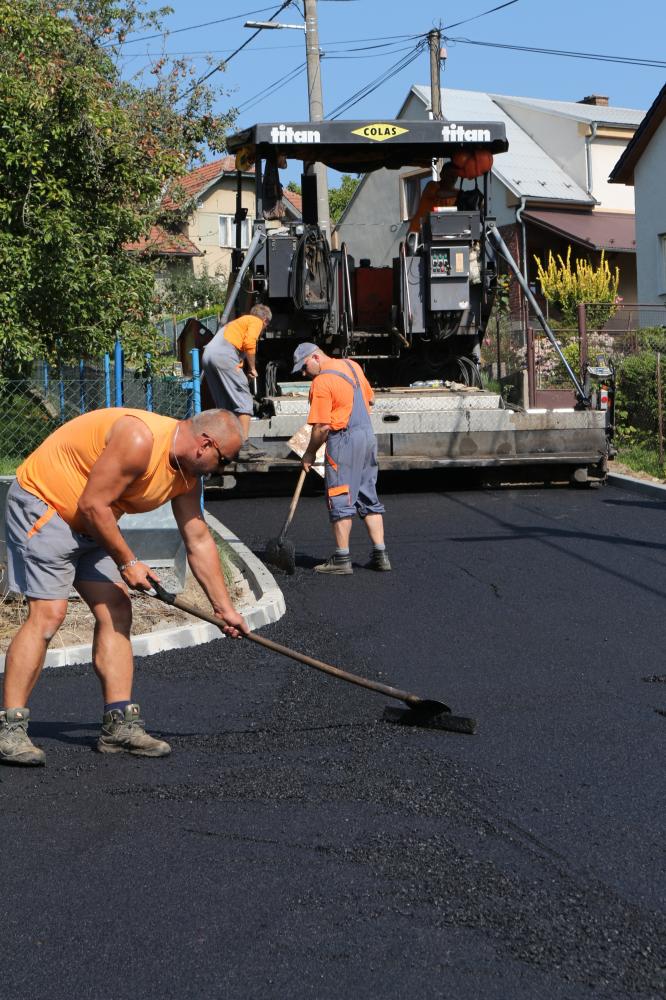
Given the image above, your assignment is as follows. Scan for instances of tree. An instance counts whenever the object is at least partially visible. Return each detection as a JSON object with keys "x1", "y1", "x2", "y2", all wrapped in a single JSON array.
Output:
[
  {"x1": 0, "y1": 0, "x2": 234, "y2": 374},
  {"x1": 329, "y1": 174, "x2": 360, "y2": 224}
]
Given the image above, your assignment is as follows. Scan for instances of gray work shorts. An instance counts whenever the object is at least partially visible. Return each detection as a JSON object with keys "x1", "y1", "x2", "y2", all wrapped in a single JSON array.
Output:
[
  {"x1": 5, "y1": 481, "x2": 122, "y2": 600},
  {"x1": 201, "y1": 339, "x2": 253, "y2": 415}
]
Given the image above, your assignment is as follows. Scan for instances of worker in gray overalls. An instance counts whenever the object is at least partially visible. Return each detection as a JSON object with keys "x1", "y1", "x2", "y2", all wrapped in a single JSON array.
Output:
[
  {"x1": 294, "y1": 342, "x2": 391, "y2": 575},
  {"x1": 202, "y1": 305, "x2": 272, "y2": 457}
]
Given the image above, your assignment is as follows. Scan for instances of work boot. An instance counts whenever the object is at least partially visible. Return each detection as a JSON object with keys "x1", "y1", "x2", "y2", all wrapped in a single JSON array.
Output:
[
  {"x1": 368, "y1": 549, "x2": 392, "y2": 572},
  {"x1": 236, "y1": 443, "x2": 267, "y2": 462},
  {"x1": 97, "y1": 704, "x2": 171, "y2": 757},
  {"x1": 0, "y1": 708, "x2": 46, "y2": 766},
  {"x1": 314, "y1": 554, "x2": 353, "y2": 575}
]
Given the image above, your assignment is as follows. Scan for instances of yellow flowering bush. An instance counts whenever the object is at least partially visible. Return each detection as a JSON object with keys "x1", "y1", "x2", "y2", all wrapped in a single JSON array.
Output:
[{"x1": 534, "y1": 247, "x2": 620, "y2": 330}]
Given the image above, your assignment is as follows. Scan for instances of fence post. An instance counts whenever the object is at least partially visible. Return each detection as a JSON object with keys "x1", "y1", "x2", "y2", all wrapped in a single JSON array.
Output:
[
  {"x1": 145, "y1": 353, "x2": 153, "y2": 412},
  {"x1": 577, "y1": 302, "x2": 588, "y2": 384},
  {"x1": 190, "y1": 348, "x2": 201, "y2": 414},
  {"x1": 103, "y1": 354, "x2": 111, "y2": 408},
  {"x1": 114, "y1": 338, "x2": 123, "y2": 407},
  {"x1": 657, "y1": 352, "x2": 664, "y2": 468},
  {"x1": 58, "y1": 365, "x2": 65, "y2": 424},
  {"x1": 78, "y1": 358, "x2": 86, "y2": 414},
  {"x1": 42, "y1": 361, "x2": 49, "y2": 392},
  {"x1": 526, "y1": 326, "x2": 536, "y2": 408}
]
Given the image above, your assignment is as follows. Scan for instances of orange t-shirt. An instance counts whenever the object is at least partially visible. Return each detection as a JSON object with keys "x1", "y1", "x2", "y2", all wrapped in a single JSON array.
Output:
[
  {"x1": 223, "y1": 315, "x2": 264, "y2": 354},
  {"x1": 17, "y1": 408, "x2": 197, "y2": 533},
  {"x1": 307, "y1": 359, "x2": 374, "y2": 431}
]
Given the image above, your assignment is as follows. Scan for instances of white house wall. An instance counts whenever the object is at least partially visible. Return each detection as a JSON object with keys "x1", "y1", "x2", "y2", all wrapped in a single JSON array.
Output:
[
  {"x1": 591, "y1": 140, "x2": 636, "y2": 212},
  {"x1": 633, "y1": 116, "x2": 666, "y2": 302}
]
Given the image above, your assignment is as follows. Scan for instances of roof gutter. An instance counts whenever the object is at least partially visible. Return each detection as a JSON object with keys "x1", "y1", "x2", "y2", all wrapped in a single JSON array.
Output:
[
  {"x1": 515, "y1": 196, "x2": 528, "y2": 280},
  {"x1": 585, "y1": 121, "x2": 599, "y2": 197}
]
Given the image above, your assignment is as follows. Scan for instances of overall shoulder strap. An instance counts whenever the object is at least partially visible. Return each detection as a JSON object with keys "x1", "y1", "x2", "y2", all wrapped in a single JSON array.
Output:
[
  {"x1": 342, "y1": 359, "x2": 362, "y2": 388},
  {"x1": 318, "y1": 368, "x2": 355, "y2": 387}
]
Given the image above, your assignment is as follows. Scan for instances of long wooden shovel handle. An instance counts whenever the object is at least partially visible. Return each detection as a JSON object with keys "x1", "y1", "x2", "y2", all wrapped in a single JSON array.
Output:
[
  {"x1": 148, "y1": 580, "x2": 431, "y2": 710},
  {"x1": 278, "y1": 468, "x2": 307, "y2": 543}
]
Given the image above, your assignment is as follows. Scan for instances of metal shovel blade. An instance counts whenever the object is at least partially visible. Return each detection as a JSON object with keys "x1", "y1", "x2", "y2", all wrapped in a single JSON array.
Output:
[
  {"x1": 265, "y1": 536, "x2": 296, "y2": 575},
  {"x1": 383, "y1": 702, "x2": 478, "y2": 735}
]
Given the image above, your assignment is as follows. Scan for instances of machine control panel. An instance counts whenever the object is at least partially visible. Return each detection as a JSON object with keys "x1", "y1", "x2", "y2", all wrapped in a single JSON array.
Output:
[
  {"x1": 429, "y1": 246, "x2": 469, "y2": 279},
  {"x1": 427, "y1": 244, "x2": 470, "y2": 312}
]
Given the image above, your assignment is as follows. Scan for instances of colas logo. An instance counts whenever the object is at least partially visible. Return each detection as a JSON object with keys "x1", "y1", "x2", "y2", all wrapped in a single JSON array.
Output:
[{"x1": 351, "y1": 123, "x2": 409, "y2": 142}]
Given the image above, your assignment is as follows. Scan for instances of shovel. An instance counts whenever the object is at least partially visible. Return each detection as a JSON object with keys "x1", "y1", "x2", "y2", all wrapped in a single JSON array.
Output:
[
  {"x1": 148, "y1": 579, "x2": 477, "y2": 735},
  {"x1": 265, "y1": 468, "x2": 307, "y2": 575}
]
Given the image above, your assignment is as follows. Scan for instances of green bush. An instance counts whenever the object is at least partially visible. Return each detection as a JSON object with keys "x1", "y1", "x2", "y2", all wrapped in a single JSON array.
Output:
[
  {"x1": 0, "y1": 388, "x2": 58, "y2": 461},
  {"x1": 615, "y1": 351, "x2": 658, "y2": 433},
  {"x1": 632, "y1": 327, "x2": 666, "y2": 353}
]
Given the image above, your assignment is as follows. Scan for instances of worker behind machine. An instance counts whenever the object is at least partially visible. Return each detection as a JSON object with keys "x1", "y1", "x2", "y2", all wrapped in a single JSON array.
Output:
[
  {"x1": 407, "y1": 162, "x2": 460, "y2": 236},
  {"x1": 201, "y1": 304, "x2": 272, "y2": 461}
]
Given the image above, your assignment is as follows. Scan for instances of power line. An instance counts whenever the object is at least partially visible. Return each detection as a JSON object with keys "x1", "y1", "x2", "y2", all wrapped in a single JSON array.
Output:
[
  {"x1": 328, "y1": 40, "x2": 426, "y2": 119},
  {"x1": 106, "y1": 5, "x2": 280, "y2": 47},
  {"x1": 177, "y1": 0, "x2": 294, "y2": 101},
  {"x1": 445, "y1": 35, "x2": 666, "y2": 69},
  {"x1": 445, "y1": 0, "x2": 520, "y2": 31},
  {"x1": 236, "y1": 62, "x2": 307, "y2": 113}
]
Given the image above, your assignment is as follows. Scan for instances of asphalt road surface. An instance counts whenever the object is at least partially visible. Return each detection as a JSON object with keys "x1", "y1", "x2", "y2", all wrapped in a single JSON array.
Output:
[{"x1": 2, "y1": 476, "x2": 665, "y2": 1000}]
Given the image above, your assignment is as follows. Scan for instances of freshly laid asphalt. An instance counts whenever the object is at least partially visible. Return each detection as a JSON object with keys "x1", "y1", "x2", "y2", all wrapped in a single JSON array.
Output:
[{"x1": 1, "y1": 474, "x2": 665, "y2": 1000}]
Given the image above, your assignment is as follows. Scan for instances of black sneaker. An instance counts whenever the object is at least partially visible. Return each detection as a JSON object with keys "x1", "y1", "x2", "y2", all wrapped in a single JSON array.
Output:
[
  {"x1": 368, "y1": 550, "x2": 391, "y2": 571},
  {"x1": 314, "y1": 554, "x2": 353, "y2": 575}
]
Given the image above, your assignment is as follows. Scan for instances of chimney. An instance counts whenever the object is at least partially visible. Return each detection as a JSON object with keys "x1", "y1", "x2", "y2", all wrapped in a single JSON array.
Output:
[{"x1": 578, "y1": 95, "x2": 609, "y2": 107}]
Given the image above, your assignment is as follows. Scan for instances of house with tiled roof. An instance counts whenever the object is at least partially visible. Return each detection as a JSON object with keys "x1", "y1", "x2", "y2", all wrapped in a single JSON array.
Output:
[
  {"x1": 128, "y1": 155, "x2": 300, "y2": 284},
  {"x1": 335, "y1": 87, "x2": 644, "y2": 314},
  {"x1": 610, "y1": 82, "x2": 666, "y2": 304}
]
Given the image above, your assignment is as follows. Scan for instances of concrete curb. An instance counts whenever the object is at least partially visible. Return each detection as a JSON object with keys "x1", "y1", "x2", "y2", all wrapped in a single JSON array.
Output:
[
  {"x1": 608, "y1": 472, "x2": 666, "y2": 499},
  {"x1": 0, "y1": 514, "x2": 285, "y2": 671}
]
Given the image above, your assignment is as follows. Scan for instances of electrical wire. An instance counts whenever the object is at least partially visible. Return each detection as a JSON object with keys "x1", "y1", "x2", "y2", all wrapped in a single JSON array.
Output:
[
  {"x1": 444, "y1": 35, "x2": 666, "y2": 69},
  {"x1": 327, "y1": 40, "x2": 426, "y2": 119},
  {"x1": 444, "y1": 0, "x2": 520, "y2": 31},
  {"x1": 236, "y1": 63, "x2": 307, "y2": 113},
  {"x1": 177, "y1": 0, "x2": 294, "y2": 101},
  {"x1": 103, "y1": 5, "x2": 281, "y2": 47}
]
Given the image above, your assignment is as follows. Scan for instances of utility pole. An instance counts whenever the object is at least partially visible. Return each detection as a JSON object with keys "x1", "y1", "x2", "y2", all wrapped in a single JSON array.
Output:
[
  {"x1": 304, "y1": 0, "x2": 331, "y2": 238},
  {"x1": 428, "y1": 28, "x2": 443, "y2": 120}
]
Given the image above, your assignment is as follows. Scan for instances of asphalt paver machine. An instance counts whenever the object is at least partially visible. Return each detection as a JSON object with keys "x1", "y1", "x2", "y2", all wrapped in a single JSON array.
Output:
[{"x1": 221, "y1": 119, "x2": 611, "y2": 483}]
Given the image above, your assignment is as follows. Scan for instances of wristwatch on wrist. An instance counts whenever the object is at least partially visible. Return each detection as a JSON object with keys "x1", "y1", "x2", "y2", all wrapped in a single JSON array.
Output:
[{"x1": 117, "y1": 559, "x2": 139, "y2": 572}]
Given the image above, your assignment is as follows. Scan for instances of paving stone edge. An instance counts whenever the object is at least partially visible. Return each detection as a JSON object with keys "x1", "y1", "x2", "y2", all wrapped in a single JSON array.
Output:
[
  {"x1": 608, "y1": 471, "x2": 666, "y2": 498},
  {"x1": 0, "y1": 512, "x2": 285, "y2": 672}
]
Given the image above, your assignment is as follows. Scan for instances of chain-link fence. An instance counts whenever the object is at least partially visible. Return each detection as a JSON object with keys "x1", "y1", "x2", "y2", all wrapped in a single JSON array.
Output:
[
  {"x1": 482, "y1": 300, "x2": 666, "y2": 473},
  {"x1": 0, "y1": 354, "x2": 202, "y2": 473}
]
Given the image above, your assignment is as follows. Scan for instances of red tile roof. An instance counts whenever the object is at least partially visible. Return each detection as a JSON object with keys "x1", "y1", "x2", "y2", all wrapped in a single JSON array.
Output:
[
  {"x1": 124, "y1": 225, "x2": 202, "y2": 257},
  {"x1": 283, "y1": 188, "x2": 302, "y2": 213}
]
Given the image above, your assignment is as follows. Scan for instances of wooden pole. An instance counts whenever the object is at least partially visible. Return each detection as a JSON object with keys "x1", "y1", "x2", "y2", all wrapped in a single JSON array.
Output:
[{"x1": 428, "y1": 29, "x2": 443, "y2": 119}]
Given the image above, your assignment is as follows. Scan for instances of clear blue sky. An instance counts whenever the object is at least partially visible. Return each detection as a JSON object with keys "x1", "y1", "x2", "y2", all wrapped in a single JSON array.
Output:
[{"x1": 118, "y1": 0, "x2": 664, "y2": 183}]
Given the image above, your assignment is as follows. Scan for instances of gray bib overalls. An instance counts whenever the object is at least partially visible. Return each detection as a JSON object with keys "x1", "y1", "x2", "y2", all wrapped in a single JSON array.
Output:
[
  {"x1": 319, "y1": 361, "x2": 385, "y2": 523},
  {"x1": 202, "y1": 326, "x2": 253, "y2": 416}
]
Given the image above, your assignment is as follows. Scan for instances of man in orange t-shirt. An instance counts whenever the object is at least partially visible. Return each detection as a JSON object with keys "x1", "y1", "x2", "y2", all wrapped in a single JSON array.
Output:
[
  {"x1": 1, "y1": 408, "x2": 245, "y2": 767},
  {"x1": 202, "y1": 304, "x2": 272, "y2": 454},
  {"x1": 293, "y1": 343, "x2": 390, "y2": 576},
  {"x1": 407, "y1": 164, "x2": 459, "y2": 235}
]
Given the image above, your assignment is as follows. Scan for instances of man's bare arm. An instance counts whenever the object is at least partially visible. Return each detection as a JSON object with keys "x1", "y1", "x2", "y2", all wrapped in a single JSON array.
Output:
[
  {"x1": 171, "y1": 490, "x2": 248, "y2": 637},
  {"x1": 76, "y1": 416, "x2": 154, "y2": 588}
]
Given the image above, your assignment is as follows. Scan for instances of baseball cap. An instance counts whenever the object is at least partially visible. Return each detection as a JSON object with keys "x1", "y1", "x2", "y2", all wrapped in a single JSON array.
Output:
[{"x1": 292, "y1": 342, "x2": 319, "y2": 374}]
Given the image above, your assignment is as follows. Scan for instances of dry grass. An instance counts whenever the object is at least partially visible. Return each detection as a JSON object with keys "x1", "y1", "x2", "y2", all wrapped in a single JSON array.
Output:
[{"x1": 0, "y1": 560, "x2": 252, "y2": 655}]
